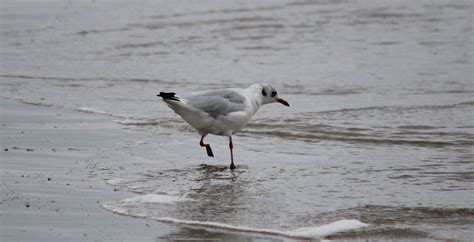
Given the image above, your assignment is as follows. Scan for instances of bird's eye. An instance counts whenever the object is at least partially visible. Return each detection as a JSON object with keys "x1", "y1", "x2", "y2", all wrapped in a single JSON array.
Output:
[
  {"x1": 262, "y1": 89, "x2": 267, "y2": 96},
  {"x1": 271, "y1": 91, "x2": 277, "y2": 97}
]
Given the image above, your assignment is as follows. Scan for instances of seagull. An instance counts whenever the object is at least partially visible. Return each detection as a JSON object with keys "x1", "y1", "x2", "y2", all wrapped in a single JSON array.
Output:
[{"x1": 157, "y1": 83, "x2": 289, "y2": 169}]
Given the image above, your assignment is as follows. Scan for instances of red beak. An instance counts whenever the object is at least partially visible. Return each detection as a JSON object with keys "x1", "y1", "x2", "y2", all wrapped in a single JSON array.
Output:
[{"x1": 276, "y1": 98, "x2": 290, "y2": 107}]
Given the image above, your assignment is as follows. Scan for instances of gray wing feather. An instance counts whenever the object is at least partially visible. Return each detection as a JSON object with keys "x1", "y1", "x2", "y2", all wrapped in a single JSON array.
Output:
[{"x1": 186, "y1": 90, "x2": 246, "y2": 118}]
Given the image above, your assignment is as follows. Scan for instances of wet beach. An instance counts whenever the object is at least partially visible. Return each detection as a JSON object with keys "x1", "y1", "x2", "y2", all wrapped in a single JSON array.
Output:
[
  {"x1": 1, "y1": 0, "x2": 473, "y2": 241},
  {"x1": 1, "y1": 100, "x2": 295, "y2": 241}
]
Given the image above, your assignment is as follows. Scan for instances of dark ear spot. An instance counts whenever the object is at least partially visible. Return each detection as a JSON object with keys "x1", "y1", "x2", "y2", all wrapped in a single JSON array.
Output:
[{"x1": 262, "y1": 89, "x2": 267, "y2": 97}]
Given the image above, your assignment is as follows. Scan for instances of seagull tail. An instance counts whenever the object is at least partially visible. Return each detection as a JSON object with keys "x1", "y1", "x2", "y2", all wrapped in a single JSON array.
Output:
[{"x1": 157, "y1": 92, "x2": 180, "y2": 101}]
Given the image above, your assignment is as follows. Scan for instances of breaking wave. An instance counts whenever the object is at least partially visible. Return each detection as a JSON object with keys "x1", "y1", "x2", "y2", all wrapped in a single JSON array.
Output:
[{"x1": 102, "y1": 194, "x2": 368, "y2": 239}]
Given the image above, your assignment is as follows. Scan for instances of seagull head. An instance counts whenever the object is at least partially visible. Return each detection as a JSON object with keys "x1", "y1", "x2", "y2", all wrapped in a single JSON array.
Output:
[{"x1": 250, "y1": 83, "x2": 289, "y2": 107}]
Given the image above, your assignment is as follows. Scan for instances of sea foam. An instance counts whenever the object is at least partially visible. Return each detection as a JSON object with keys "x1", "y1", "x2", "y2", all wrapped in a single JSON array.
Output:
[
  {"x1": 154, "y1": 217, "x2": 368, "y2": 239},
  {"x1": 120, "y1": 194, "x2": 193, "y2": 205},
  {"x1": 77, "y1": 106, "x2": 108, "y2": 115},
  {"x1": 102, "y1": 194, "x2": 368, "y2": 239},
  {"x1": 105, "y1": 178, "x2": 129, "y2": 186}
]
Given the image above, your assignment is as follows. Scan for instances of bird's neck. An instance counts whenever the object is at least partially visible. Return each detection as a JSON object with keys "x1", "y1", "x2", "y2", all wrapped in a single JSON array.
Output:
[{"x1": 246, "y1": 92, "x2": 263, "y2": 115}]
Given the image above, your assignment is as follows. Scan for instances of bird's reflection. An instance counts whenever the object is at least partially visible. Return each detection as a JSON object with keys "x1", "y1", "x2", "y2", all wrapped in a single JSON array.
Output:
[
  {"x1": 174, "y1": 163, "x2": 250, "y2": 222},
  {"x1": 194, "y1": 163, "x2": 242, "y2": 181},
  {"x1": 156, "y1": 164, "x2": 268, "y2": 241}
]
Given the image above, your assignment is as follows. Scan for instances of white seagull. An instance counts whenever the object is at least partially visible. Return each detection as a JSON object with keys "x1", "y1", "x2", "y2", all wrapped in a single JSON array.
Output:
[{"x1": 157, "y1": 83, "x2": 289, "y2": 169}]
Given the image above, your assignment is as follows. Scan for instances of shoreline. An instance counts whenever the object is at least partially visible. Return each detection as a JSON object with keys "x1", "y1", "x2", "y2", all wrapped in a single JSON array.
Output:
[
  {"x1": 0, "y1": 99, "x2": 177, "y2": 241},
  {"x1": 1, "y1": 96, "x2": 472, "y2": 241},
  {"x1": 1, "y1": 99, "x2": 309, "y2": 241}
]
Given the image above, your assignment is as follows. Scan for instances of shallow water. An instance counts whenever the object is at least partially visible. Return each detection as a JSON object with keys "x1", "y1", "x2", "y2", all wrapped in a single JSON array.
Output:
[{"x1": 1, "y1": 0, "x2": 473, "y2": 240}]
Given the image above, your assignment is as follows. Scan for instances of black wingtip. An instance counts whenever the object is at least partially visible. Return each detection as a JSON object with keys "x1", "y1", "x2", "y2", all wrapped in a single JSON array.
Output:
[{"x1": 157, "y1": 92, "x2": 180, "y2": 101}]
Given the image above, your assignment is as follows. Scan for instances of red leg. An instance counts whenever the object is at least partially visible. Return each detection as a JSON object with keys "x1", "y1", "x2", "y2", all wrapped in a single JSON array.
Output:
[
  {"x1": 229, "y1": 136, "x2": 235, "y2": 169},
  {"x1": 200, "y1": 135, "x2": 214, "y2": 157}
]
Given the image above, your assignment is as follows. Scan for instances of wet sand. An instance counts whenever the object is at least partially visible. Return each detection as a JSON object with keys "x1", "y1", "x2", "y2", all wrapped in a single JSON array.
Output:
[
  {"x1": 3, "y1": 100, "x2": 469, "y2": 241},
  {"x1": 0, "y1": 100, "x2": 285, "y2": 242},
  {"x1": 0, "y1": 100, "x2": 172, "y2": 241}
]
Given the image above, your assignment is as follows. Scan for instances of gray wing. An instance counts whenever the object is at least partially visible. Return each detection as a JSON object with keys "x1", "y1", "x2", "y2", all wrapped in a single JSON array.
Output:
[{"x1": 185, "y1": 90, "x2": 246, "y2": 118}]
